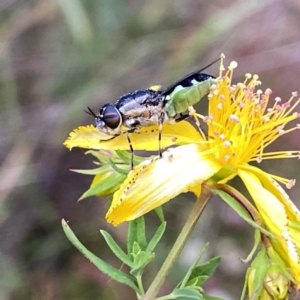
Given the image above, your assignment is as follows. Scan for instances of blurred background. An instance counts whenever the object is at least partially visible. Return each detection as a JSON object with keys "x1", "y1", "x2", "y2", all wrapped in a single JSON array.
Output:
[{"x1": 1, "y1": 0, "x2": 300, "y2": 299}]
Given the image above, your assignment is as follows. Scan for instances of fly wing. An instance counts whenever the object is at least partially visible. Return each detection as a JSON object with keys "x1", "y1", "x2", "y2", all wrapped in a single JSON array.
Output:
[{"x1": 161, "y1": 58, "x2": 220, "y2": 96}]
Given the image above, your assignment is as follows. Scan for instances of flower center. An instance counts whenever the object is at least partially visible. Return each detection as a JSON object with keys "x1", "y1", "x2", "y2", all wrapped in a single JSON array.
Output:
[{"x1": 197, "y1": 61, "x2": 300, "y2": 171}]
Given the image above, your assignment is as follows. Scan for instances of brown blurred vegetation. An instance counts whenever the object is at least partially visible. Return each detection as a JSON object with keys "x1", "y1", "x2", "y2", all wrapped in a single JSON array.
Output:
[{"x1": 1, "y1": 0, "x2": 300, "y2": 299}]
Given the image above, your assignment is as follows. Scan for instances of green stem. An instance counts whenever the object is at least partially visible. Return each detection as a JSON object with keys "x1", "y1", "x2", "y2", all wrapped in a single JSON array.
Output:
[
  {"x1": 136, "y1": 274, "x2": 145, "y2": 298},
  {"x1": 143, "y1": 184, "x2": 212, "y2": 300}
]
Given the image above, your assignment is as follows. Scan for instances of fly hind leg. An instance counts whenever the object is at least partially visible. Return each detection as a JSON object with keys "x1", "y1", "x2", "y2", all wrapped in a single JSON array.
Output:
[
  {"x1": 158, "y1": 112, "x2": 166, "y2": 158},
  {"x1": 175, "y1": 109, "x2": 208, "y2": 137},
  {"x1": 174, "y1": 113, "x2": 189, "y2": 123}
]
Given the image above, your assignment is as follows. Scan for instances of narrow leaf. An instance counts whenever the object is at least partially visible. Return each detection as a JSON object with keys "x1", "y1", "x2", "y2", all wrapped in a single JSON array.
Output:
[
  {"x1": 180, "y1": 243, "x2": 209, "y2": 288},
  {"x1": 71, "y1": 165, "x2": 110, "y2": 175},
  {"x1": 109, "y1": 159, "x2": 130, "y2": 175},
  {"x1": 100, "y1": 230, "x2": 133, "y2": 267},
  {"x1": 116, "y1": 150, "x2": 145, "y2": 165},
  {"x1": 241, "y1": 229, "x2": 260, "y2": 263},
  {"x1": 172, "y1": 288, "x2": 202, "y2": 299},
  {"x1": 213, "y1": 189, "x2": 274, "y2": 238},
  {"x1": 85, "y1": 150, "x2": 111, "y2": 163},
  {"x1": 62, "y1": 219, "x2": 138, "y2": 292},
  {"x1": 136, "y1": 217, "x2": 147, "y2": 249},
  {"x1": 146, "y1": 222, "x2": 166, "y2": 253},
  {"x1": 203, "y1": 294, "x2": 224, "y2": 300},
  {"x1": 155, "y1": 206, "x2": 165, "y2": 222},
  {"x1": 188, "y1": 275, "x2": 209, "y2": 287},
  {"x1": 79, "y1": 172, "x2": 126, "y2": 200},
  {"x1": 131, "y1": 251, "x2": 155, "y2": 276},
  {"x1": 132, "y1": 241, "x2": 141, "y2": 255},
  {"x1": 190, "y1": 257, "x2": 221, "y2": 284},
  {"x1": 243, "y1": 248, "x2": 268, "y2": 300},
  {"x1": 186, "y1": 277, "x2": 201, "y2": 287},
  {"x1": 127, "y1": 219, "x2": 138, "y2": 254}
]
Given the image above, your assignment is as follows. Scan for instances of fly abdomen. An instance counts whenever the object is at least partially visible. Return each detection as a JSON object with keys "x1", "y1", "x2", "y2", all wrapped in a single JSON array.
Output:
[{"x1": 164, "y1": 77, "x2": 216, "y2": 117}]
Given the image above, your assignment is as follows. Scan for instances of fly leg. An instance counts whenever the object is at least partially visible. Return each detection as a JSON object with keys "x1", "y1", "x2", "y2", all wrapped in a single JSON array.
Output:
[
  {"x1": 126, "y1": 131, "x2": 135, "y2": 170},
  {"x1": 175, "y1": 109, "x2": 208, "y2": 137},
  {"x1": 174, "y1": 113, "x2": 189, "y2": 122},
  {"x1": 158, "y1": 112, "x2": 165, "y2": 158}
]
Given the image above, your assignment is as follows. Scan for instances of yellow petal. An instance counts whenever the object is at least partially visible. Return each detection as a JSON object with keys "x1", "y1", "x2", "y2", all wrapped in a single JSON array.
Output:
[
  {"x1": 239, "y1": 169, "x2": 285, "y2": 236},
  {"x1": 238, "y1": 169, "x2": 300, "y2": 287},
  {"x1": 106, "y1": 144, "x2": 222, "y2": 225},
  {"x1": 240, "y1": 164, "x2": 300, "y2": 223},
  {"x1": 64, "y1": 121, "x2": 202, "y2": 151}
]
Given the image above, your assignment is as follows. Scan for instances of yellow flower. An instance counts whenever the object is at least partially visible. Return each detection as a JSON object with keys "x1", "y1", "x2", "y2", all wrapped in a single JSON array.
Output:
[
  {"x1": 64, "y1": 58, "x2": 300, "y2": 288},
  {"x1": 106, "y1": 62, "x2": 300, "y2": 217},
  {"x1": 104, "y1": 60, "x2": 300, "y2": 288}
]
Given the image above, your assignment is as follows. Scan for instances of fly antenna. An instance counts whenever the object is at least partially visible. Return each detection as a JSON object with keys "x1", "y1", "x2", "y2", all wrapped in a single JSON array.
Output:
[
  {"x1": 195, "y1": 57, "x2": 221, "y2": 73},
  {"x1": 85, "y1": 107, "x2": 97, "y2": 117}
]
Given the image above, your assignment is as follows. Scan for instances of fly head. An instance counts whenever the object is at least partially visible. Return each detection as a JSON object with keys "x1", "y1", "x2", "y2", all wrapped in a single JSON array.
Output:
[{"x1": 86, "y1": 104, "x2": 122, "y2": 136}]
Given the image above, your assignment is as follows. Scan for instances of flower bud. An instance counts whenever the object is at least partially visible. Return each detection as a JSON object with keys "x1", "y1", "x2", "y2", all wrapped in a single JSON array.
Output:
[{"x1": 264, "y1": 264, "x2": 289, "y2": 299}]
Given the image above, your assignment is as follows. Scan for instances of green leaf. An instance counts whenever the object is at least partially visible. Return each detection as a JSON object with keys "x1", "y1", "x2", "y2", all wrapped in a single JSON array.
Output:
[
  {"x1": 186, "y1": 276, "x2": 208, "y2": 287},
  {"x1": 171, "y1": 287, "x2": 202, "y2": 299},
  {"x1": 213, "y1": 189, "x2": 274, "y2": 238},
  {"x1": 130, "y1": 241, "x2": 154, "y2": 275},
  {"x1": 180, "y1": 243, "x2": 209, "y2": 288},
  {"x1": 85, "y1": 150, "x2": 111, "y2": 163},
  {"x1": 186, "y1": 277, "x2": 201, "y2": 287},
  {"x1": 71, "y1": 165, "x2": 110, "y2": 175},
  {"x1": 116, "y1": 150, "x2": 145, "y2": 165},
  {"x1": 79, "y1": 172, "x2": 126, "y2": 200},
  {"x1": 127, "y1": 220, "x2": 138, "y2": 254},
  {"x1": 146, "y1": 222, "x2": 166, "y2": 253},
  {"x1": 203, "y1": 294, "x2": 224, "y2": 300},
  {"x1": 108, "y1": 159, "x2": 130, "y2": 175},
  {"x1": 100, "y1": 230, "x2": 133, "y2": 267},
  {"x1": 241, "y1": 229, "x2": 260, "y2": 263},
  {"x1": 62, "y1": 219, "x2": 138, "y2": 292},
  {"x1": 131, "y1": 250, "x2": 155, "y2": 276},
  {"x1": 242, "y1": 248, "x2": 268, "y2": 300},
  {"x1": 189, "y1": 257, "x2": 221, "y2": 285},
  {"x1": 132, "y1": 241, "x2": 141, "y2": 255},
  {"x1": 136, "y1": 217, "x2": 147, "y2": 250},
  {"x1": 155, "y1": 206, "x2": 165, "y2": 222}
]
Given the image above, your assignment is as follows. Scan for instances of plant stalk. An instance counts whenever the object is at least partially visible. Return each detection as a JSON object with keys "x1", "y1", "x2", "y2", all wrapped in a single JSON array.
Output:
[
  {"x1": 213, "y1": 184, "x2": 271, "y2": 249},
  {"x1": 143, "y1": 184, "x2": 212, "y2": 300}
]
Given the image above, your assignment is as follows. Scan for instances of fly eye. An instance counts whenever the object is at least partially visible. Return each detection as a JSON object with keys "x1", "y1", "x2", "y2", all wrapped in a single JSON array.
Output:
[{"x1": 101, "y1": 104, "x2": 121, "y2": 129}]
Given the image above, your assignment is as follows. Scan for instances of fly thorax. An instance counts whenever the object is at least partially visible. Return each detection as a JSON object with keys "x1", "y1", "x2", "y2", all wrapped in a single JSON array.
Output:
[{"x1": 116, "y1": 90, "x2": 164, "y2": 128}]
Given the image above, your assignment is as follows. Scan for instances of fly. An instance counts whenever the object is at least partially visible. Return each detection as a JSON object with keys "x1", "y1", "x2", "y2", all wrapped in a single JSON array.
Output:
[{"x1": 86, "y1": 58, "x2": 219, "y2": 168}]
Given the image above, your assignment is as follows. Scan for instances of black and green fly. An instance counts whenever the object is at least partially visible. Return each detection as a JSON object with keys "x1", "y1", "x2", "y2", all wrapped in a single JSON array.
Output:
[{"x1": 87, "y1": 58, "x2": 219, "y2": 168}]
